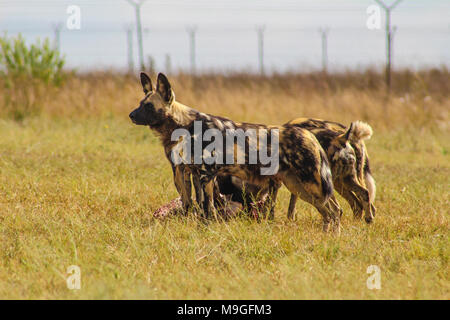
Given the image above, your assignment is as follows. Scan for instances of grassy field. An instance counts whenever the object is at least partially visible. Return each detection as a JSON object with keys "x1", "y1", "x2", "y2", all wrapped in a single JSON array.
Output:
[{"x1": 0, "y1": 71, "x2": 448, "y2": 299}]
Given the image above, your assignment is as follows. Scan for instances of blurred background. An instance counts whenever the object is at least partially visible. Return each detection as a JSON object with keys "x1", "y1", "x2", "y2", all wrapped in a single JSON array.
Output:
[
  {"x1": 0, "y1": 0, "x2": 448, "y2": 122},
  {"x1": 1, "y1": 0, "x2": 449, "y2": 73}
]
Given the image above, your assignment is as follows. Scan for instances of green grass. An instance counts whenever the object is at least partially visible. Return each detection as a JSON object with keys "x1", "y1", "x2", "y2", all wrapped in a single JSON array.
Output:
[{"x1": 0, "y1": 116, "x2": 448, "y2": 299}]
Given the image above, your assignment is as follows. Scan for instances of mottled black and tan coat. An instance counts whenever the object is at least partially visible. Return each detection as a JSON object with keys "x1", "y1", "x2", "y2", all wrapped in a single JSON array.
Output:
[
  {"x1": 129, "y1": 73, "x2": 341, "y2": 232},
  {"x1": 219, "y1": 118, "x2": 376, "y2": 224},
  {"x1": 284, "y1": 118, "x2": 376, "y2": 223}
]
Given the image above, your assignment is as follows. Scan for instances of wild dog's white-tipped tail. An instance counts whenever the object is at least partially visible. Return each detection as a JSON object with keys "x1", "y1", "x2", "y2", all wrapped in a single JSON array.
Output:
[{"x1": 347, "y1": 121, "x2": 373, "y2": 142}]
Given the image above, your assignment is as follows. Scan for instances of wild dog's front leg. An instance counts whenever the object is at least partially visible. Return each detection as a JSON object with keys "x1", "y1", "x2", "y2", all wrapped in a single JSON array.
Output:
[
  {"x1": 344, "y1": 176, "x2": 374, "y2": 224},
  {"x1": 183, "y1": 168, "x2": 193, "y2": 211},
  {"x1": 173, "y1": 165, "x2": 192, "y2": 214},
  {"x1": 342, "y1": 188, "x2": 364, "y2": 219},
  {"x1": 263, "y1": 180, "x2": 281, "y2": 220},
  {"x1": 334, "y1": 179, "x2": 364, "y2": 219},
  {"x1": 192, "y1": 172, "x2": 203, "y2": 209},
  {"x1": 199, "y1": 175, "x2": 215, "y2": 219}
]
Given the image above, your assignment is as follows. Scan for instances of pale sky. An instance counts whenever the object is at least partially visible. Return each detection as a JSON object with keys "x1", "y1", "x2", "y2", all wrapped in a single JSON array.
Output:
[{"x1": 0, "y1": 0, "x2": 448, "y2": 72}]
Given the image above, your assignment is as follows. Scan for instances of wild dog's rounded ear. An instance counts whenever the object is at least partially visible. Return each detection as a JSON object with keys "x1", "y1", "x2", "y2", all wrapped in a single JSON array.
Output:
[
  {"x1": 140, "y1": 72, "x2": 153, "y2": 95},
  {"x1": 344, "y1": 122, "x2": 353, "y2": 140},
  {"x1": 337, "y1": 123, "x2": 353, "y2": 144},
  {"x1": 156, "y1": 73, "x2": 174, "y2": 104}
]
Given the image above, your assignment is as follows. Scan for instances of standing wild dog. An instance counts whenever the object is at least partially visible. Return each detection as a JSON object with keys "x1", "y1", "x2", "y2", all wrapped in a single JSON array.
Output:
[
  {"x1": 129, "y1": 72, "x2": 342, "y2": 232},
  {"x1": 219, "y1": 118, "x2": 376, "y2": 224},
  {"x1": 284, "y1": 118, "x2": 376, "y2": 223}
]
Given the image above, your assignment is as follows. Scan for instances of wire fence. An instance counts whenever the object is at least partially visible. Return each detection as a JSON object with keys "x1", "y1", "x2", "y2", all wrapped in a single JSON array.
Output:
[
  {"x1": 1, "y1": 0, "x2": 449, "y2": 74},
  {"x1": 3, "y1": 27, "x2": 446, "y2": 74}
]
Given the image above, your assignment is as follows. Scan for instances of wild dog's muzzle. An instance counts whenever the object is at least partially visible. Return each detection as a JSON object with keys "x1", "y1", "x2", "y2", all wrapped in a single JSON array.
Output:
[{"x1": 129, "y1": 110, "x2": 137, "y2": 123}]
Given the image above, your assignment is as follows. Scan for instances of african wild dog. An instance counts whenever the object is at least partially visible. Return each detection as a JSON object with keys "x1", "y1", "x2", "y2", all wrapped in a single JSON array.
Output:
[
  {"x1": 284, "y1": 118, "x2": 376, "y2": 223},
  {"x1": 129, "y1": 72, "x2": 342, "y2": 232},
  {"x1": 219, "y1": 118, "x2": 376, "y2": 224}
]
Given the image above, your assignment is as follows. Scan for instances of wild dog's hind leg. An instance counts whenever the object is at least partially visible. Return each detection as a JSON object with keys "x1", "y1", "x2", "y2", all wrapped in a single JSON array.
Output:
[
  {"x1": 282, "y1": 175, "x2": 337, "y2": 233},
  {"x1": 287, "y1": 194, "x2": 297, "y2": 220}
]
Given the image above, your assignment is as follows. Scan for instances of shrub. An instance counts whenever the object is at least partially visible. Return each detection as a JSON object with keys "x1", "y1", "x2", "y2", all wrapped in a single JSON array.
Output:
[{"x1": 0, "y1": 34, "x2": 66, "y2": 120}]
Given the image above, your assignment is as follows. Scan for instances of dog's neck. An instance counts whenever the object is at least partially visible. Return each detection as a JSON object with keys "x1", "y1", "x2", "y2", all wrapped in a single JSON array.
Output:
[
  {"x1": 149, "y1": 100, "x2": 198, "y2": 150},
  {"x1": 167, "y1": 100, "x2": 197, "y2": 126}
]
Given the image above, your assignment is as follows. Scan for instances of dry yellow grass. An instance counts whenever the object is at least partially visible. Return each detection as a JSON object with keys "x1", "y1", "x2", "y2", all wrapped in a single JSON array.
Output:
[{"x1": 0, "y1": 70, "x2": 448, "y2": 299}]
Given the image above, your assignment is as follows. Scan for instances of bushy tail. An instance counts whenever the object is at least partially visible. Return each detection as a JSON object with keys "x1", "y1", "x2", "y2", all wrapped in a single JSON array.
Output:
[
  {"x1": 345, "y1": 121, "x2": 373, "y2": 142},
  {"x1": 319, "y1": 148, "x2": 334, "y2": 203}
]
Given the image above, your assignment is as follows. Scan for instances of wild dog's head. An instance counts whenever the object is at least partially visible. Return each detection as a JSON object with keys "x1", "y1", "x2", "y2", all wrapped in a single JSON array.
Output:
[
  {"x1": 328, "y1": 124, "x2": 357, "y2": 177},
  {"x1": 129, "y1": 72, "x2": 175, "y2": 127},
  {"x1": 328, "y1": 121, "x2": 373, "y2": 178}
]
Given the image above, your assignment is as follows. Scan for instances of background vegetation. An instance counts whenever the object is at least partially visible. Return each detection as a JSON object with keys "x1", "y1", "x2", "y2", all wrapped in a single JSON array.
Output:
[
  {"x1": 0, "y1": 42, "x2": 448, "y2": 298},
  {"x1": 0, "y1": 34, "x2": 66, "y2": 120}
]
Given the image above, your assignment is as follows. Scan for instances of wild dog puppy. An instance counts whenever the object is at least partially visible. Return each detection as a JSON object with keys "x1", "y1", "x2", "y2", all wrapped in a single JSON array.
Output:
[
  {"x1": 284, "y1": 118, "x2": 376, "y2": 223},
  {"x1": 214, "y1": 175, "x2": 268, "y2": 209},
  {"x1": 212, "y1": 175, "x2": 268, "y2": 220},
  {"x1": 129, "y1": 72, "x2": 341, "y2": 232}
]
